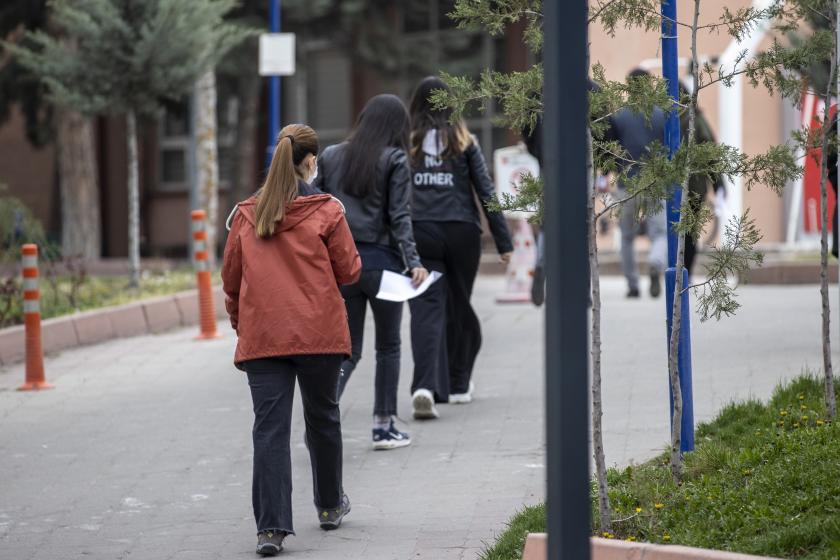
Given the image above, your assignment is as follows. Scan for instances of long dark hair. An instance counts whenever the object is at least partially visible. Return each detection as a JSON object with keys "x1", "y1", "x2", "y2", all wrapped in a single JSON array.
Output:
[
  {"x1": 341, "y1": 94, "x2": 410, "y2": 197},
  {"x1": 409, "y1": 76, "x2": 471, "y2": 165}
]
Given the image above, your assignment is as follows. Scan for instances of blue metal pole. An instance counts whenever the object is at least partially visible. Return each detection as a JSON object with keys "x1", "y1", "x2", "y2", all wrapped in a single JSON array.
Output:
[
  {"x1": 266, "y1": 0, "x2": 281, "y2": 170},
  {"x1": 661, "y1": 0, "x2": 695, "y2": 452}
]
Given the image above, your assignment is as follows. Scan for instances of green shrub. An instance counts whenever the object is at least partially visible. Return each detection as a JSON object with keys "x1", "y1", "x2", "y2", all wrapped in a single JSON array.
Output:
[{"x1": 0, "y1": 190, "x2": 48, "y2": 263}]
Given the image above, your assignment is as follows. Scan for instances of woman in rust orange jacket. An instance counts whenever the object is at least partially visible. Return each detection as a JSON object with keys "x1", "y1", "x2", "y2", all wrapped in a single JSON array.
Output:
[{"x1": 222, "y1": 123, "x2": 361, "y2": 556}]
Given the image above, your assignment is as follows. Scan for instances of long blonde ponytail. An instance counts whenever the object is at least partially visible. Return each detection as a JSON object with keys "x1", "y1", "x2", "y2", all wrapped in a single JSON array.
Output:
[{"x1": 255, "y1": 124, "x2": 319, "y2": 238}]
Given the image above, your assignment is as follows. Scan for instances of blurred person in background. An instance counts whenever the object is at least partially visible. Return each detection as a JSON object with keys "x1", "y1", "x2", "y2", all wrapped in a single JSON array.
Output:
[
  {"x1": 678, "y1": 82, "x2": 726, "y2": 277},
  {"x1": 315, "y1": 94, "x2": 428, "y2": 449},
  {"x1": 827, "y1": 113, "x2": 839, "y2": 260},
  {"x1": 407, "y1": 76, "x2": 513, "y2": 418},
  {"x1": 222, "y1": 124, "x2": 360, "y2": 555},
  {"x1": 605, "y1": 68, "x2": 667, "y2": 299}
]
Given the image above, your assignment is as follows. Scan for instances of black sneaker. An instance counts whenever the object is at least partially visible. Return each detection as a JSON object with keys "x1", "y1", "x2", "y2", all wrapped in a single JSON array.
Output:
[
  {"x1": 256, "y1": 531, "x2": 286, "y2": 556},
  {"x1": 318, "y1": 494, "x2": 351, "y2": 530},
  {"x1": 649, "y1": 269, "x2": 661, "y2": 298},
  {"x1": 372, "y1": 420, "x2": 411, "y2": 450},
  {"x1": 626, "y1": 287, "x2": 640, "y2": 299}
]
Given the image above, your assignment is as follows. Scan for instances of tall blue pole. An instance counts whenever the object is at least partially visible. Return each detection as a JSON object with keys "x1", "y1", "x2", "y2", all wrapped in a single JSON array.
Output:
[
  {"x1": 266, "y1": 0, "x2": 281, "y2": 170},
  {"x1": 661, "y1": 0, "x2": 695, "y2": 452}
]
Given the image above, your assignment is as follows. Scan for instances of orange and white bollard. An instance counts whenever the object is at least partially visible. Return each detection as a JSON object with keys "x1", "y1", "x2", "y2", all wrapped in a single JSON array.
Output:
[
  {"x1": 18, "y1": 244, "x2": 52, "y2": 391},
  {"x1": 191, "y1": 210, "x2": 220, "y2": 340}
]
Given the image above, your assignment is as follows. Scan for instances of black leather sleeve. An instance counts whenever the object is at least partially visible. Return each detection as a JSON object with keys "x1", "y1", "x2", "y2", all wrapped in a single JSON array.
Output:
[
  {"x1": 386, "y1": 149, "x2": 423, "y2": 270},
  {"x1": 466, "y1": 143, "x2": 514, "y2": 254}
]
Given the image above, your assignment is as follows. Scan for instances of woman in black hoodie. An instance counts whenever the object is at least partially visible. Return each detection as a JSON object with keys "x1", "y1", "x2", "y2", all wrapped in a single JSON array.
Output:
[
  {"x1": 407, "y1": 77, "x2": 513, "y2": 419},
  {"x1": 314, "y1": 94, "x2": 428, "y2": 449}
]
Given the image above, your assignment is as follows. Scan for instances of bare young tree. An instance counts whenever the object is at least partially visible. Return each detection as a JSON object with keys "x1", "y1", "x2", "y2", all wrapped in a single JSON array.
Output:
[{"x1": 194, "y1": 70, "x2": 220, "y2": 268}]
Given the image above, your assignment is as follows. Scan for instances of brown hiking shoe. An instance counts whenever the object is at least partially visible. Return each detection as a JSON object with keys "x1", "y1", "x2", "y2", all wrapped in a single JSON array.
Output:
[
  {"x1": 256, "y1": 531, "x2": 286, "y2": 556},
  {"x1": 318, "y1": 494, "x2": 351, "y2": 530}
]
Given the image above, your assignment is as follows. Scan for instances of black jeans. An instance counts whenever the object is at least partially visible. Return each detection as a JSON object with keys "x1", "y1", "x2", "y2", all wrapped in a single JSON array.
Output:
[
  {"x1": 410, "y1": 221, "x2": 483, "y2": 399},
  {"x1": 338, "y1": 269, "x2": 403, "y2": 416},
  {"x1": 245, "y1": 355, "x2": 343, "y2": 535}
]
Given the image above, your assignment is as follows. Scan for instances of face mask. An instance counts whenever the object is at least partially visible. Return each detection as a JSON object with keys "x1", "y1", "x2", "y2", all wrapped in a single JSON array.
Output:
[{"x1": 309, "y1": 162, "x2": 318, "y2": 183}]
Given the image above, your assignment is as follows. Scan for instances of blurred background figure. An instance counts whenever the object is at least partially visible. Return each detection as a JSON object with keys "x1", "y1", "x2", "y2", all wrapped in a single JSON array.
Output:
[
  {"x1": 605, "y1": 68, "x2": 667, "y2": 299},
  {"x1": 679, "y1": 82, "x2": 726, "y2": 278}
]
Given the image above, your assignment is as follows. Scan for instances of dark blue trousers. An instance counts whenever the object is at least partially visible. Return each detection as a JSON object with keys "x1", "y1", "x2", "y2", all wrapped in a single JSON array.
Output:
[{"x1": 245, "y1": 354, "x2": 343, "y2": 535}]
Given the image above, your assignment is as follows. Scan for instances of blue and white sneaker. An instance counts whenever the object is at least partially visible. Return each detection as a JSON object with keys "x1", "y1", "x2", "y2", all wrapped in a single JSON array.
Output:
[{"x1": 372, "y1": 420, "x2": 411, "y2": 450}]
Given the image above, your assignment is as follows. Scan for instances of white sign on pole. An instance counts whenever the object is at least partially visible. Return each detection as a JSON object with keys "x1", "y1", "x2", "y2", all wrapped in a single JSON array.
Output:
[
  {"x1": 493, "y1": 143, "x2": 540, "y2": 218},
  {"x1": 259, "y1": 33, "x2": 296, "y2": 76}
]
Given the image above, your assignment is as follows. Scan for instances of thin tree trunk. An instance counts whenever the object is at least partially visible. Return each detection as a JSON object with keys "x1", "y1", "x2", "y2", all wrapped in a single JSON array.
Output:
[
  {"x1": 235, "y1": 66, "x2": 261, "y2": 203},
  {"x1": 54, "y1": 34, "x2": 101, "y2": 261},
  {"x1": 667, "y1": 0, "x2": 701, "y2": 483},
  {"x1": 126, "y1": 110, "x2": 141, "y2": 289},
  {"x1": 56, "y1": 109, "x2": 101, "y2": 260},
  {"x1": 195, "y1": 70, "x2": 220, "y2": 267},
  {"x1": 818, "y1": 48, "x2": 836, "y2": 420},
  {"x1": 588, "y1": 128, "x2": 611, "y2": 533}
]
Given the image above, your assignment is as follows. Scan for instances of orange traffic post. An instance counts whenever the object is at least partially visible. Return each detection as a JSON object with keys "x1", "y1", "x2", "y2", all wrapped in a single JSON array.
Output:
[
  {"x1": 192, "y1": 210, "x2": 220, "y2": 340},
  {"x1": 18, "y1": 244, "x2": 52, "y2": 391}
]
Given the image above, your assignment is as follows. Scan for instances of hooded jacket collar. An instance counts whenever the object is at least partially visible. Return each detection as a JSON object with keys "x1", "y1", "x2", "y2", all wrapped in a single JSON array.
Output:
[{"x1": 237, "y1": 194, "x2": 335, "y2": 232}]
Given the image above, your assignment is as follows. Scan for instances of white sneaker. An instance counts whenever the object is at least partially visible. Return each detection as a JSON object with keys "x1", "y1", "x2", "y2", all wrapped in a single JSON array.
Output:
[
  {"x1": 412, "y1": 388, "x2": 440, "y2": 419},
  {"x1": 449, "y1": 382, "x2": 475, "y2": 404}
]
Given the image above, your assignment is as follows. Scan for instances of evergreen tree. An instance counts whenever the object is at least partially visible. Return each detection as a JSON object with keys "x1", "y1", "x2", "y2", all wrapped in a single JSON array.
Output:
[
  {"x1": 6, "y1": 0, "x2": 251, "y2": 286},
  {"x1": 1, "y1": 1, "x2": 101, "y2": 260},
  {"x1": 775, "y1": 0, "x2": 837, "y2": 420},
  {"x1": 434, "y1": 0, "x2": 803, "y2": 527}
]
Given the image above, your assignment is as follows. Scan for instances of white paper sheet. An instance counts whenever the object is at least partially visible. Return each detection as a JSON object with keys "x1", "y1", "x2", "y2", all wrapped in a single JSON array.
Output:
[{"x1": 376, "y1": 270, "x2": 443, "y2": 302}]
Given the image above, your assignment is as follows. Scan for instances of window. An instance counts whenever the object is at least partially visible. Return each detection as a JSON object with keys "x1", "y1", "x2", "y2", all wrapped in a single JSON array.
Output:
[
  {"x1": 308, "y1": 48, "x2": 353, "y2": 147},
  {"x1": 397, "y1": 0, "x2": 497, "y2": 160},
  {"x1": 158, "y1": 103, "x2": 191, "y2": 191},
  {"x1": 157, "y1": 83, "x2": 238, "y2": 192}
]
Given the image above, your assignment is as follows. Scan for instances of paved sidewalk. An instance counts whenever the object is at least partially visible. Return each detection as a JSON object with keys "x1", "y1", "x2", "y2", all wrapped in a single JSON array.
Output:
[
  {"x1": 0, "y1": 276, "x2": 543, "y2": 560},
  {"x1": 0, "y1": 276, "x2": 837, "y2": 559}
]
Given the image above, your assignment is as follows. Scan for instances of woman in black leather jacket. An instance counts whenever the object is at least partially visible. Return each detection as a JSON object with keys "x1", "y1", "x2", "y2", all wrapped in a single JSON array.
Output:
[
  {"x1": 314, "y1": 94, "x2": 428, "y2": 450},
  {"x1": 407, "y1": 77, "x2": 513, "y2": 419}
]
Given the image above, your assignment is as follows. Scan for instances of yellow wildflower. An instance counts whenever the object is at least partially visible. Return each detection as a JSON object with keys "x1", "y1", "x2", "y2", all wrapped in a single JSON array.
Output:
[
  {"x1": 654, "y1": 503, "x2": 664, "y2": 509},
  {"x1": 793, "y1": 423, "x2": 800, "y2": 428},
  {"x1": 626, "y1": 536, "x2": 637, "y2": 542},
  {"x1": 799, "y1": 394, "x2": 805, "y2": 400},
  {"x1": 779, "y1": 410, "x2": 788, "y2": 416},
  {"x1": 663, "y1": 534, "x2": 671, "y2": 542},
  {"x1": 817, "y1": 420, "x2": 825, "y2": 426},
  {"x1": 635, "y1": 507, "x2": 642, "y2": 513}
]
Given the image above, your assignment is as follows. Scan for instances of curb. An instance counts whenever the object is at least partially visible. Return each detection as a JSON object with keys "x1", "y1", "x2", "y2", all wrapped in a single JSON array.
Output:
[
  {"x1": 522, "y1": 534, "x2": 781, "y2": 559},
  {"x1": 0, "y1": 286, "x2": 227, "y2": 368}
]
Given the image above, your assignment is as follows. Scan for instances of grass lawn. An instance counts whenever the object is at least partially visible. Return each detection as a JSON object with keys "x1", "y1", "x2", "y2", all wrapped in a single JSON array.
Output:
[
  {"x1": 1, "y1": 269, "x2": 200, "y2": 327},
  {"x1": 480, "y1": 375, "x2": 840, "y2": 560}
]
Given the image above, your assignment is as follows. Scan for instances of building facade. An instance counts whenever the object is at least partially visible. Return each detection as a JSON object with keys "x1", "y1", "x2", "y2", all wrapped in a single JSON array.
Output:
[
  {"x1": 0, "y1": 0, "x2": 833, "y2": 260},
  {"x1": 0, "y1": 1, "x2": 529, "y2": 259}
]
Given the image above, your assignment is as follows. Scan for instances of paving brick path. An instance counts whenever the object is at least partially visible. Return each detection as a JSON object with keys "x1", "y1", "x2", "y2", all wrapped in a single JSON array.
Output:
[{"x1": 0, "y1": 276, "x2": 836, "y2": 559}]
